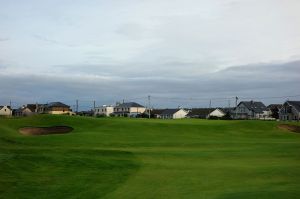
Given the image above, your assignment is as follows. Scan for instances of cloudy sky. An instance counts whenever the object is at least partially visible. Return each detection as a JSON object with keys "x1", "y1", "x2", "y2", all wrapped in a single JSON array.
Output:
[{"x1": 0, "y1": 0, "x2": 300, "y2": 109}]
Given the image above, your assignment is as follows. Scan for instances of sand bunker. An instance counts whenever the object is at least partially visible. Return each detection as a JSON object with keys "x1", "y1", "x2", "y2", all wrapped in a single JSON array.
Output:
[
  {"x1": 19, "y1": 126, "x2": 73, "y2": 135},
  {"x1": 278, "y1": 124, "x2": 300, "y2": 133}
]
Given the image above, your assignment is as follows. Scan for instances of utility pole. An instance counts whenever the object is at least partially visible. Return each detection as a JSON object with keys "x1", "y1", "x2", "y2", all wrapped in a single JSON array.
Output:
[
  {"x1": 235, "y1": 96, "x2": 238, "y2": 119},
  {"x1": 76, "y1": 100, "x2": 79, "y2": 113},
  {"x1": 9, "y1": 100, "x2": 12, "y2": 108},
  {"x1": 228, "y1": 99, "x2": 231, "y2": 108},
  {"x1": 148, "y1": 95, "x2": 151, "y2": 119},
  {"x1": 93, "y1": 100, "x2": 96, "y2": 110},
  {"x1": 208, "y1": 99, "x2": 211, "y2": 119}
]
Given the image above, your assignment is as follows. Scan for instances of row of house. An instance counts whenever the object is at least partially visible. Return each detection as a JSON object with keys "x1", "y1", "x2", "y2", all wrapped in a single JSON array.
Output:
[
  {"x1": 1, "y1": 100, "x2": 299, "y2": 121},
  {"x1": 0, "y1": 102, "x2": 74, "y2": 117}
]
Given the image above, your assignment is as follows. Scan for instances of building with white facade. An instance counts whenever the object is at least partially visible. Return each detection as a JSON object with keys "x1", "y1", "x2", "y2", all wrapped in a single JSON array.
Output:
[
  {"x1": 0, "y1": 105, "x2": 12, "y2": 116},
  {"x1": 94, "y1": 105, "x2": 114, "y2": 116}
]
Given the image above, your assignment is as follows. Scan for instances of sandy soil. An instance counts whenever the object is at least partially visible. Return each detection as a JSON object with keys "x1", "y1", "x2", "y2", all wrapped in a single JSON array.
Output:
[
  {"x1": 19, "y1": 126, "x2": 73, "y2": 135},
  {"x1": 278, "y1": 124, "x2": 300, "y2": 133}
]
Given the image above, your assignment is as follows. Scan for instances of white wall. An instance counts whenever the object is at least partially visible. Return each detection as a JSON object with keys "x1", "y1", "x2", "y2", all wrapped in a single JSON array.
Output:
[
  {"x1": 208, "y1": 109, "x2": 225, "y2": 118},
  {"x1": 95, "y1": 106, "x2": 114, "y2": 116},
  {"x1": 173, "y1": 109, "x2": 188, "y2": 119},
  {"x1": 0, "y1": 106, "x2": 12, "y2": 116}
]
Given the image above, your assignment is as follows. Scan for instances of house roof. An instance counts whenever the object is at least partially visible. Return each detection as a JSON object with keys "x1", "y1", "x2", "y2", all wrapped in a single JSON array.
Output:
[
  {"x1": 239, "y1": 101, "x2": 266, "y2": 113},
  {"x1": 287, "y1": 101, "x2": 300, "y2": 112},
  {"x1": 267, "y1": 104, "x2": 282, "y2": 110},
  {"x1": 0, "y1": 105, "x2": 11, "y2": 110},
  {"x1": 115, "y1": 102, "x2": 144, "y2": 108},
  {"x1": 187, "y1": 108, "x2": 212, "y2": 117},
  {"x1": 151, "y1": 109, "x2": 165, "y2": 115},
  {"x1": 161, "y1": 109, "x2": 184, "y2": 115},
  {"x1": 24, "y1": 104, "x2": 39, "y2": 112},
  {"x1": 219, "y1": 107, "x2": 235, "y2": 113},
  {"x1": 46, "y1": 102, "x2": 70, "y2": 108}
]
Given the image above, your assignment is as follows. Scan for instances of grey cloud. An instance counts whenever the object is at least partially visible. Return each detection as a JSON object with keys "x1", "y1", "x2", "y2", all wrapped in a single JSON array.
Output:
[{"x1": 1, "y1": 60, "x2": 300, "y2": 108}]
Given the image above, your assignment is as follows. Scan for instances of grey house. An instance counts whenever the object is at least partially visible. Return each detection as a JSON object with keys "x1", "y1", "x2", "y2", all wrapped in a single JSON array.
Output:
[
  {"x1": 279, "y1": 101, "x2": 300, "y2": 121},
  {"x1": 233, "y1": 101, "x2": 267, "y2": 119}
]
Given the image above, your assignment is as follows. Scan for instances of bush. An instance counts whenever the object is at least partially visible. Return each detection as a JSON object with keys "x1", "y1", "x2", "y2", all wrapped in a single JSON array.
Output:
[{"x1": 96, "y1": 114, "x2": 106, "y2": 118}]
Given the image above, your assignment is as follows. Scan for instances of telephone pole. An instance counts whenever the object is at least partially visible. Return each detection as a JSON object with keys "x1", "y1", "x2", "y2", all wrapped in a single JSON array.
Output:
[
  {"x1": 235, "y1": 96, "x2": 238, "y2": 119},
  {"x1": 148, "y1": 95, "x2": 151, "y2": 119},
  {"x1": 76, "y1": 100, "x2": 79, "y2": 113}
]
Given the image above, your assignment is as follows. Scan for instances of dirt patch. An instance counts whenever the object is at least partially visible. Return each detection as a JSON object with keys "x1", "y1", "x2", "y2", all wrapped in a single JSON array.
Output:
[
  {"x1": 19, "y1": 126, "x2": 73, "y2": 135},
  {"x1": 278, "y1": 124, "x2": 300, "y2": 133}
]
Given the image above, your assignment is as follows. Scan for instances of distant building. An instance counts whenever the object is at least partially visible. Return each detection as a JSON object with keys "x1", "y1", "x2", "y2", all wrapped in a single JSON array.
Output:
[
  {"x1": 151, "y1": 109, "x2": 165, "y2": 118},
  {"x1": 20, "y1": 104, "x2": 41, "y2": 116},
  {"x1": 113, "y1": 102, "x2": 146, "y2": 117},
  {"x1": 279, "y1": 101, "x2": 300, "y2": 121},
  {"x1": 186, "y1": 108, "x2": 212, "y2": 119},
  {"x1": 0, "y1": 105, "x2": 12, "y2": 116},
  {"x1": 94, "y1": 105, "x2": 114, "y2": 117},
  {"x1": 38, "y1": 102, "x2": 72, "y2": 115},
  {"x1": 233, "y1": 101, "x2": 267, "y2": 119},
  {"x1": 160, "y1": 108, "x2": 188, "y2": 119}
]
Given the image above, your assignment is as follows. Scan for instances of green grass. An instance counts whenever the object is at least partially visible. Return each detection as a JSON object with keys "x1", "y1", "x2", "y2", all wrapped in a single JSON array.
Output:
[{"x1": 1, "y1": 115, "x2": 300, "y2": 198}]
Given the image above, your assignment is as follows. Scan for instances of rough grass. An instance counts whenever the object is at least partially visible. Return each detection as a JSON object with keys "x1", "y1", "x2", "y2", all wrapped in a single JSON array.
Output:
[{"x1": 0, "y1": 115, "x2": 300, "y2": 198}]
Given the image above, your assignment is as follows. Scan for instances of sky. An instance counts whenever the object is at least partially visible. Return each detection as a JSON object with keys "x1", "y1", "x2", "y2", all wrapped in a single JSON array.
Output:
[{"x1": 0, "y1": 0, "x2": 300, "y2": 109}]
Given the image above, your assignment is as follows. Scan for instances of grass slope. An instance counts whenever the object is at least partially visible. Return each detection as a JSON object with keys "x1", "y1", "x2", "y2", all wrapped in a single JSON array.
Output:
[{"x1": 0, "y1": 115, "x2": 300, "y2": 198}]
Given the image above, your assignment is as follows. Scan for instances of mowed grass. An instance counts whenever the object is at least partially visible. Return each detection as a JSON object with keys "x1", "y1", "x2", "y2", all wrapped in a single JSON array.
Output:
[{"x1": 0, "y1": 115, "x2": 300, "y2": 198}]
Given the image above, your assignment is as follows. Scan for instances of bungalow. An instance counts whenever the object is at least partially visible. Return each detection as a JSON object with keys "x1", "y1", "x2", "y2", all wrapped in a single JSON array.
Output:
[
  {"x1": 15, "y1": 104, "x2": 42, "y2": 116},
  {"x1": 0, "y1": 105, "x2": 12, "y2": 116},
  {"x1": 160, "y1": 108, "x2": 188, "y2": 119},
  {"x1": 279, "y1": 101, "x2": 300, "y2": 121},
  {"x1": 186, "y1": 108, "x2": 212, "y2": 119},
  {"x1": 113, "y1": 102, "x2": 146, "y2": 117},
  {"x1": 233, "y1": 101, "x2": 267, "y2": 119},
  {"x1": 151, "y1": 109, "x2": 165, "y2": 118},
  {"x1": 94, "y1": 105, "x2": 114, "y2": 117},
  {"x1": 38, "y1": 102, "x2": 72, "y2": 115}
]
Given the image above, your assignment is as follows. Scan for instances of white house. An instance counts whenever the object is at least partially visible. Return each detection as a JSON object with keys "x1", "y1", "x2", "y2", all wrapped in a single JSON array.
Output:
[
  {"x1": 279, "y1": 101, "x2": 300, "y2": 121},
  {"x1": 94, "y1": 105, "x2": 114, "y2": 117},
  {"x1": 113, "y1": 102, "x2": 146, "y2": 117},
  {"x1": 0, "y1": 105, "x2": 12, "y2": 116},
  {"x1": 160, "y1": 109, "x2": 188, "y2": 119},
  {"x1": 208, "y1": 108, "x2": 225, "y2": 118}
]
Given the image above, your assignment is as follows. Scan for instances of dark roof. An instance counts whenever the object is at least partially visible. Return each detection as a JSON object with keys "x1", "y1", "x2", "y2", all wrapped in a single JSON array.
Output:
[
  {"x1": 115, "y1": 102, "x2": 144, "y2": 108},
  {"x1": 151, "y1": 109, "x2": 165, "y2": 115},
  {"x1": 219, "y1": 107, "x2": 234, "y2": 113},
  {"x1": 25, "y1": 104, "x2": 39, "y2": 112},
  {"x1": 161, "y1": 109, "x2": 183, "y2": 115},
  {"x1": 0, "y1": 105, "x2": 11, "y2": 110},
  {"x1": 46, "y1": 102, "x2": 70, "y2": 108},
  {"x1": 267, "y1": 104, "x2": 282, "y2": 110},
  {"x1": 239, "y1": 101, "x2": 266, "y2": 113},
  {"x1": 287, "y1": 101, "x2": 300, "y2": 112},
  {"x1": 186, "y1": 108, "x2": 212, "y2": 118}
]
